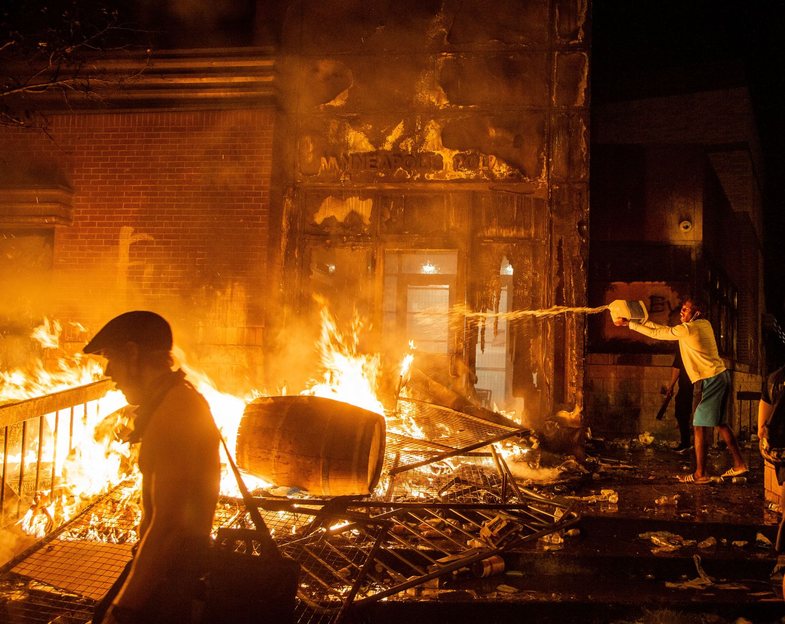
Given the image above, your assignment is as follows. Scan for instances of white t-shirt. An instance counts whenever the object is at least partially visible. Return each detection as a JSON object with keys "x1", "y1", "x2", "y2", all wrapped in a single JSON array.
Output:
[{"x1": 628, "y1": 318, "x2": 725, "y2": 383}]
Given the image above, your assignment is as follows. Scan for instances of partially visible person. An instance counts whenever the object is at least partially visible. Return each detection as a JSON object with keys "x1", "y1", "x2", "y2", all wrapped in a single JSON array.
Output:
[
  {"x1": 615, "y1": 297, "x2": 747, "y2": 484},
  {"x1": 758, "y1": 362, "x2": 785, "y2": 597},
  {"x1": 663, "y1": 348, "x2": 694, "y2": 453},
  {"x1": 85, "y1": 311, "x2": 221, "y2": 624}
]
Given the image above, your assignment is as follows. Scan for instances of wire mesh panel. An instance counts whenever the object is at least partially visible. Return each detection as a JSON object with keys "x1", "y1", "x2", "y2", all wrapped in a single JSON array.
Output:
[
  {"x1": 11, "y1": 541, "x2": 131, "y2": 602},
  {"x1": 0, "y1": 394, "x2": 576, "y2": 624},
  {"x1": 0, "y1": 482, "x2": 138, "y2": 623},
  {"x1": 384, "y1": 398, "x2": 529, "y2": 479},
  {"x1": 0, "y1": 576, "x2": 96, "y2": 624}
]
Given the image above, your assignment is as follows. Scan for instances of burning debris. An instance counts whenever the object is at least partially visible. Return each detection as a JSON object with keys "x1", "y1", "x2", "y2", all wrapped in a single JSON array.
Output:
[{"x1": 0, "y1": 308, "x2": 589, "y2": 623}]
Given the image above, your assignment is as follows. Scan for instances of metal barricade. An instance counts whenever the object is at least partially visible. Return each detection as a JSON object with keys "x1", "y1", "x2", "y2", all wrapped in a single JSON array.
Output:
[{"x1": 0, "y1": 380, "x2": 115, "y2": 524}]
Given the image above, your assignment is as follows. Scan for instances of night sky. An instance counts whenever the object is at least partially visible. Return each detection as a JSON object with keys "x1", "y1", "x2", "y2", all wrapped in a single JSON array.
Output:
[{"x1": 591, "y1": 0, "x2": 785, "y2": 316}]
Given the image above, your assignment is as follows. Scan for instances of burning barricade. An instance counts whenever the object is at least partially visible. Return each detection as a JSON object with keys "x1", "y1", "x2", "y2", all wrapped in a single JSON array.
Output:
[{"x1": 0, "y1": 311, "x2": 580, "y2": 624}]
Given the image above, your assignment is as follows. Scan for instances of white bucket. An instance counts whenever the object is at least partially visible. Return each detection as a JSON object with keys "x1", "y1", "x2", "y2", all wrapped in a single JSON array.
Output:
[{"x1": 608, "y1": 299, "x2": 649, "y2": 324}]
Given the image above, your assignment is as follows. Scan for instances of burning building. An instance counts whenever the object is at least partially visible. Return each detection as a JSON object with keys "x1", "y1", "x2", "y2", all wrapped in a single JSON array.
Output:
[
  {"x1": 0, "y1": 2, "x2": 778, "y2": 622},
  {"x1": 0, "y1": 0, "x2": 590, "y2": 427}
]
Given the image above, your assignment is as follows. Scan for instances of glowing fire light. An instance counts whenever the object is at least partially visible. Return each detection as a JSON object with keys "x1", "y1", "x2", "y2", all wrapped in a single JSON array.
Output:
[
  {"x1": 302, "y1": 304, "x2": 385, "y2": 415},
  {"x1": 0, "y1": 321, "x2": 106, "y2": 402},
  {"x1": 3, "y1": 307, "x2": 444, "y2": 544}
]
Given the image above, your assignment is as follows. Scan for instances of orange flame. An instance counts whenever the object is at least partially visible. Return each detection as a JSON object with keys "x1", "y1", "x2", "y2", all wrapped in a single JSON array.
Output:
[
  {"x1": 4, "y1": 307, "x2": 420, "y2": 540},
  {"x1": 301, "y1": 305, "x2": 385, "y2": 415}
]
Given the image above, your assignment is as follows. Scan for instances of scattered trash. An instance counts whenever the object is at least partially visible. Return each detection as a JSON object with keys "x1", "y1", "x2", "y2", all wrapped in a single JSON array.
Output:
[
  {"x1": 539, "y1": 532, "x2": 565, "y2": 550},
  {"x1": 601, "y1": 489, "x2": 619, "y2": 504},
  {"x1": 767, "y1": 501, "x2": 783, "y2": 514},
  {"x1": 567, "y1": 489, "x2": 619, "y2": 505},
  {"x1": 731, "y1": 540, "x2": 748, "y2": 548},
  {"x1": 665, "y1": 576, "x2": 711, "y2": 590},
  {"x1": 654, "y1": 494, "x2": 680, "y2": 506},
  {"x1": 480, "y1": 515, "x2": 513, "y2": 545},
  {"x1": 756, "y1": 532, "x2": 774, "y2": 548},
  {"x1": 495, "y1": 584, "x2": 519, "y2": 594},
  {"x1": 639, "y1": 531, "x2": 696, "y2": 553},
  {"x1": 539, "y1": 532, "x2": 564, "y2": 545},
  {"x1": 471, "y1": 555, "x2": 505, "y2": 578},
  {"x1": 697, "y1": 536, "x2": 717, "y2": 549},
  {"x1": 663, "y1": 554, "x2": 748, "y2": 591},
  {"x1": 637, "y1": 432, "x2": 655, "y2": 446}
]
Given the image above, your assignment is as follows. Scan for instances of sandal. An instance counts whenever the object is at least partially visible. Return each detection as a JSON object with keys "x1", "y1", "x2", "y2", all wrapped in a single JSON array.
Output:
[
  {"x1": 720, "y1": 467, "x2": 749, "y2": 479},
  {"x1": 677, "y1": 473, "x2": 711, "y2": 484}
]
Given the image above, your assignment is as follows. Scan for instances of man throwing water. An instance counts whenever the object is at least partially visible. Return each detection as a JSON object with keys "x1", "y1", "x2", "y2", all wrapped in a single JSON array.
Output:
[{"x1": 614, "y1": 297, "x2": 747, "y2": 484}]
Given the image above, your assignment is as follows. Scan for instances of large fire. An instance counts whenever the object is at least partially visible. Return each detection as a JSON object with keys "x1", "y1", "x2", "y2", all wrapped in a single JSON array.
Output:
[
  {"x1": 0, "y1": 307, "x2": 413, "y2": 545},
  {"x1": 301, "y1": 305, "x2": 385, "y2": 415}
]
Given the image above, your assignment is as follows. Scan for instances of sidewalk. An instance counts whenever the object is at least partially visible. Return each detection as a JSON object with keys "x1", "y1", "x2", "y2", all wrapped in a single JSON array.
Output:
[{"x1": 356, "y1": 438, "x2": 784, "y2": 624}]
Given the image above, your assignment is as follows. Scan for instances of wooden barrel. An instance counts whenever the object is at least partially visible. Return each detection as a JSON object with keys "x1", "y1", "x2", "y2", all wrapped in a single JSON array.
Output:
[{"x1": 235, "y1": 395, "x2": 386, "y2": 497}]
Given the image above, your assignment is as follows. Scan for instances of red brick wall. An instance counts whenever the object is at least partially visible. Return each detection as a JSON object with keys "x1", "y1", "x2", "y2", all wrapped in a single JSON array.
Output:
[{"x1": 1, "y1": 109, "x2": 277, "y2": 388}]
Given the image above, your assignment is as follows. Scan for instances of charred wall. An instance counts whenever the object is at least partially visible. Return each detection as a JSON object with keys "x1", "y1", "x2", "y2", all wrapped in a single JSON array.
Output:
[
  {"x1": 0, "y1": 0, "x2": 591, "y2": 415},
  {"x1": 268, "y1": 0, "x2": 590, "y2": 420}
]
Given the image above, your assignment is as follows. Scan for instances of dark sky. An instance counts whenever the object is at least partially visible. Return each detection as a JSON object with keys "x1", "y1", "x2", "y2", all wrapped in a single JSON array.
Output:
[{"x1": 591, "y1": 0, "x2": 785, "y2": 314}]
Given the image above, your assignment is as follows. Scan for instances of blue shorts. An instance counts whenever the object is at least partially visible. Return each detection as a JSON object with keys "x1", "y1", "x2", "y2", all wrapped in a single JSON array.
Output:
[{"x1": 692, "y1": 370, "x2": 730, "y2": 427}]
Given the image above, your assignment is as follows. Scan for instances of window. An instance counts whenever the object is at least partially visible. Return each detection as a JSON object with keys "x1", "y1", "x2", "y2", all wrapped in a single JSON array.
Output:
[{"x1": 383, "y1": 250, "x2": 457, "y2": 353}]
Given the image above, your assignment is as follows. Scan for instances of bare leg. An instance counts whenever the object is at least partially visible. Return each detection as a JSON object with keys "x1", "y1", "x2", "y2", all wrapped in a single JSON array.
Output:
[
  {"x1": 774, "y1": 484, "x2": 785, "y2": 596},
  {"x1": 777, "y1": 485, "x2": 785, "y2": 552},
  {"x1": 776, "y1": 485, "x2": 785, "y2": 598},
  {"x1": 693, "y1": 426, "x2": 708, "y2": 478},
  {"x1": 717, "y1": 424, "x2": 747, "y2": 470}
]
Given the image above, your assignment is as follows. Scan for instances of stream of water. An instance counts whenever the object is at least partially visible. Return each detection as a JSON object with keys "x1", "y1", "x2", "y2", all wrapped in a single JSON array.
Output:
[{"x1": 461, "y1": 304, "x2": 609, "y2": 320}]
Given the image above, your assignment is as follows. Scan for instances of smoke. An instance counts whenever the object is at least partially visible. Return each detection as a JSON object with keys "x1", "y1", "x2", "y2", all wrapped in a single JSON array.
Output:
[
  {"x1": 0, "y1": 524, "x2": 35, "y2": 568},
  {"x1": 257, "y1": 307, "x2": 323, "y2": 396}
]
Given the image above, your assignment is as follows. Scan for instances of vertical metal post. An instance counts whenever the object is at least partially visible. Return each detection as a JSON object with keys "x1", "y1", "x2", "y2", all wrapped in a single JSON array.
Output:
[
  {"x1": 18, "y1": 420, "x2": 27, "y2": 517},
  {"x1": 1, "y1": 426, "x2": 7, "y2": 511},
  {"x1": 34, "y1": 414, "x2": 45, "y2": 494},
  {"x1": 51, "y1": 409, "x2": 63, "y2": 497}
]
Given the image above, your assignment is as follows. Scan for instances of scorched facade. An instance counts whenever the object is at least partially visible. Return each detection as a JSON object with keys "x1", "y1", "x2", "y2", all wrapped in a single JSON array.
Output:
[{"x1": 0, "y1": 0, "x2": 590, "y2": 430}]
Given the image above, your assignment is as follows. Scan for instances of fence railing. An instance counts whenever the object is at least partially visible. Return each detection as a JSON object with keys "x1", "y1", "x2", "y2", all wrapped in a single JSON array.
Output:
[{"x1": 0, "y1": 380, "x2": 115, "y2": 523}]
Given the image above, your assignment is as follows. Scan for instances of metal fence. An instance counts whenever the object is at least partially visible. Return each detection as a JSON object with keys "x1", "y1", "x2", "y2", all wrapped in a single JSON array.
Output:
[{"x1": 0, "y1": 380, "x2": 116, "y2": 524}]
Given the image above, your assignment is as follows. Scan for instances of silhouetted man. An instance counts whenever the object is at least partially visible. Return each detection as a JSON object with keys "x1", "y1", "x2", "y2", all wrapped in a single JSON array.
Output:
[{"x1": 86, "y1": 311, "x2": 220, "y2": 624}]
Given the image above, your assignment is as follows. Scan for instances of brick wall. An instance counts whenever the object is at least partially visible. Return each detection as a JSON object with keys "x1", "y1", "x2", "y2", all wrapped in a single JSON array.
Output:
[
  {"x1": 0, "y1": 108, "x2": 277, "y2": 390},
  {"x1": 586, "y1": 354, "x2": 676, "y2": 439},
  {"x1": 587, "y1": 355, "x2": 763, "y2": 441}
]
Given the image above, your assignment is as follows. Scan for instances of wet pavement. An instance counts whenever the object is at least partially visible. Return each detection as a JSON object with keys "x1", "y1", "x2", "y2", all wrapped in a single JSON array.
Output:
[{"x1": 355, "y1": 438, "x2": 784, "y2": 624}]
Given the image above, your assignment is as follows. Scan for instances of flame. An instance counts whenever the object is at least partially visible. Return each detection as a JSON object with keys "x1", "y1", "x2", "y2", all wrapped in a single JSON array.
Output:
[
  {"x1": 174, "y1": 351, "x2": 271, "y2": 495},
  {"x1": 3, "y1": 307, "x2": 421, "y2": 543},
  {"x1": 30, "y1": 318, "x2": 62, "y2": 350},
  {"x1": 0, "y1": 319, "x2": 132, "y2": 538},
  {"x1": 302, "y1": 305, "x2": 385, "y2": 415},
  {"x1": 0, "y1": 320, "x2": 105, "y2": 403},
  {"x1": 1, "y1": 319, "x2": 270, "y2": 542}
]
